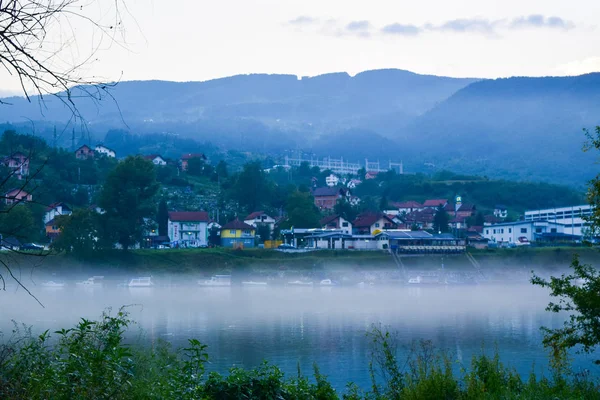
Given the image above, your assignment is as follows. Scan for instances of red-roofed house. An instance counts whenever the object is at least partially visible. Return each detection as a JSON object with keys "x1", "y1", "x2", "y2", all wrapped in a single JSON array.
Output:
[
  {"x1": 423, "y1": 199, "x2": 448, "y2": 209},
  {"x1": 3, "y1": 188, "x2": 32, "y2": 205},
  {"x1": 320, "y1": 214, "x2": 352, "y2": 234},
  {"x1": 2, "y1": 152, "x2": 30, "y2": 179},
  {"x1": 403, "y1": 208, "x2": 436, "y2": 230},
  {"x1": 312, "y1": 187, "x2": 350, "y2": 211},
  {"x1": 392, "y1": 201, "x2": 423, "y2": 214},
  {"x1": 180, "y1": 153, "x2": 207, "y2": 171},
  {"x1": 44, "y1": 202, "x2": 72, "y2": 224},
  {"x1": 352, "y1": 212, "x2": 397, "y2": 234},
  {"x1": 221, "y1": 219, "x2": 256, "y2": 248},
  {"x1": 75, "y1": 145, "x2": 94, "y2": 160},
  {"x1": 168, "y1": 211, "x2": 209, "y2": 247},
  {"x1": 244, "y1": 211, "x2": 276, "y2": 234}
]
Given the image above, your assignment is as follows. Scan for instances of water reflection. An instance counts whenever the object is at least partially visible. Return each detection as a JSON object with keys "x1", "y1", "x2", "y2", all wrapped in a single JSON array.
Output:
[{"x1": 1, "y1": 283, "x2": 595, "y2": 389}]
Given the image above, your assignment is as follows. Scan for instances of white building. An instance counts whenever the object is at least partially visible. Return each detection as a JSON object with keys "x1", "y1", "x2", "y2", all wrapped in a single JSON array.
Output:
[
  {"x1": 44, "y1": 202, "x2": 72, "y2": 224},
  {"x1": 494, "y1": 205, "x2": 508, "y2": 219},
  {"x1": 347, "y1": 179, "x2": 362, "y2": 189},
  {"x1": 95, "y1": 145, "x2": 116, "y2": 158},
  {"x1": 145, "y1": 155, "x2": 167, "y2": 166},
  {"x1": 483, "y1": 221, "x2": 565, "y2": 244},
  {"x1": 320, "y1": 215, "x2": 353, "y2": 235},
  {"x1": 168, "y1": 211, "x2": 209, "y2": 247},
  {"x1": 524, "y1": 205, "x2": 593, "y2": 237},
  {"x1": 244, "y1": 211, "x2": 276, "y2": 233},
  {"x1": 325, "y1": 174, "x2": 340, "y2": 187}
]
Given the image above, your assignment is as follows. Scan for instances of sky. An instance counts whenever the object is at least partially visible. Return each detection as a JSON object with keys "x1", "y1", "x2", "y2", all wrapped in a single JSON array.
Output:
[{"x1": 1, "y1": 0, "x2": 600, "y2": 95}]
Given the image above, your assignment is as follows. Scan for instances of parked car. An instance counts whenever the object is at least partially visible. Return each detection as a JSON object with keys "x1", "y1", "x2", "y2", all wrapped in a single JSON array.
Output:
[{"x1": 277, "y1": 244, "x2": 296, "y2": 250}]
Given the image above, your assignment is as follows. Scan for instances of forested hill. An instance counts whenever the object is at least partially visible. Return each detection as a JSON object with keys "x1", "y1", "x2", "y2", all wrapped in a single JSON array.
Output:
[
  {"x1": 401, "y1": 73, "x2": 600, "y2": 184},
  {"x1": 0, "y1": 69, "x2": 477, "y2": 129}
]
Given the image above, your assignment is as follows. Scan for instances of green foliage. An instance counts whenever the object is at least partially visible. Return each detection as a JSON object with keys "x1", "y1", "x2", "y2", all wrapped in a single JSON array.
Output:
[
  {"x1": 0, "y1": 205, "x2": 37, "y2": 242},
  {"x1": 334, "y1": 199, "x2": 359, "y2": 222},
  {"x1": 285, "y1": 190, "x2": 321, "y2": 229},
  {"x1": 227, "y1": 161, "x2": 271, "y2": 214},
  {"x1": 99, "y1": 156, "x2": 159, "y2": 250},
  {"x1": 256, "y1": 223, "x2": 271, "y2": 242},
  {"x1": 52, "y1": 209, "x2": 99, "y2": 255},
  {"x1": 433, "y1": 205, "x2": 450, "y2": 233}
]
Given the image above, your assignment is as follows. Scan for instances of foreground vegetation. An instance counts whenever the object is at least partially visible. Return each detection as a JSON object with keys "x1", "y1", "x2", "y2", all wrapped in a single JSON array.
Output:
[{"x1": 0, "y1": 309, "x2": 598, "y2": 400}]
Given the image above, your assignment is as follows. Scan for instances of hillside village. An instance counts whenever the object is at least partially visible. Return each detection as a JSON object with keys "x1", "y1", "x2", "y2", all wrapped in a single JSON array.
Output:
[{"x1": 0, "y1": 130, "x2": 592, "y2": 255}]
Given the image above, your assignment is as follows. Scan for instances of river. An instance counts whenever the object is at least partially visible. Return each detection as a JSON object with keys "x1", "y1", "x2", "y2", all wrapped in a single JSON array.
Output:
[{"x1": 1, "y1": 281, "x2": 595, "y2": 390}]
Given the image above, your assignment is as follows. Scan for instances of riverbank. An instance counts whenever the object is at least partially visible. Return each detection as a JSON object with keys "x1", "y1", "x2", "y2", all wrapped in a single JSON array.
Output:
[{"x1": 4, "y1": 246, "x2": 600, "y2": 279}]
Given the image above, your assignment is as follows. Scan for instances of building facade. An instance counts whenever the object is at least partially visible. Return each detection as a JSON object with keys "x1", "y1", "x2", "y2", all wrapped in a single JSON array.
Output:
[
  {"x1": 2, "y1": 152, "x2": 30, "y2": 179},
  {"x1": 483, "y1": 220, "x2": 565, "y2": 244},
  {"x1": 220, "y1": 219, "x2": 256, "y2": 248},
  {"x1": 167, "y1": 211, "x2": 209, "y2": 247},
  {"x1": 44, "y1": 202, "x2": 72, "y2": 224},
  {"x1": 94, "y1": 145, "x2": 116, "y2": 158},
  {"x1": 523, "y1": 205, "x2": 593, "y2": 237},
  {"x1": 320, "y1": 215, "x2": 353, "y2": 235}
]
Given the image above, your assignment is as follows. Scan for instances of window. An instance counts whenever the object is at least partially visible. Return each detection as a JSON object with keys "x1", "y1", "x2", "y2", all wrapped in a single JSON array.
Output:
[
  {"x1": 486, "y1": 229, "x2": 489, "y2": 234},
  {"x1": 243, "y1": 230, "x2": 251, "y2": 235},
  {"x1": 508, "y1": 228, "x2": 512, "y2": 233},
  {"x1": 521, "y1": 228, "x2": 527, "y2": 233},
  {"x1": 551, "y1": 228, "x2": 557, "y2": 233},
  {"x1": 493, "y1": 229, "x2": 496, "y2": 234},
  {"x1": 375, "y1": 223, "x2": 380, "y2": 228},
  {"x1": 500, "y1": 229, "x2": 504, "y2": 234},
  {"x1": 229, "y1": 230, "x2": 236, "y2": 235},
  {"x1": 342, "y1": 222, "x2": 348, "y2": 227},
  {"x1": 536, "y1": 228, "x2": 542, "y2": 233}
]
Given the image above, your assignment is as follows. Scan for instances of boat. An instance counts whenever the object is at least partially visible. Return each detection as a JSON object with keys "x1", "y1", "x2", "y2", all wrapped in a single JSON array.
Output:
[
  {"x1": 198, "y1": 275, "x2": 231, "y2": 287},
  {"x1": 319, "y1": 279, "x2": 335, "y2": 286},
  {"x1": 42, "y1": 281, "x2": 65, "y2": 288},
  {"x1": 128, "y1": 277, "x2": 154, "y2": 287},
  {"x1": 287, "y1": 280, "x2": 313, "y2": 286},
  {"x1": 76, "y1": 277, "x2": 102, "y2": 287},
  {"x1": 241, "y1": 281, "x2": 268, "y2": 286},
  {"x1": 408, "y1": 276, "x2": 422, "y2": 284}
]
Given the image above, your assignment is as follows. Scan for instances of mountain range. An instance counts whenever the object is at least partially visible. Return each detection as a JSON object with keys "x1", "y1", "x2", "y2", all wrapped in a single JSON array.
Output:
[{"x1": 0, "y1": 69, "x2": 599, "y2": 186}]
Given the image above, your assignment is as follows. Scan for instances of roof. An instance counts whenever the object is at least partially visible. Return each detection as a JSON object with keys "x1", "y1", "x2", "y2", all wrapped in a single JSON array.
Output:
[
  {"x1": 244, "y1": 211, "x2": 272, "y2": 220},
  {"x1": 320, "y1": 214, "x2": 341, "y2": 226},
  {"x1": 392, "y1": 201, "x2": 422, "y2": 209},
  {"x1": 221, "y1": 219, "x2": 255, "y2": 230},
  {"x1": 312, "y1": 187, "x2": 345, "y2": 197},
  {"x1": 305, "y1": 232, "x2": 353, "y2": 239},
  {"x1": 4, "y1": 188, "x2": 30, "y2": 196},
  {"x1": 484, "y1": 215, "x2": 502, "y2": 224},
  {"x1": 168, "y1": 211, "x2": 209, "y2": 222},
  {"x1": 75, "y1": 145, "x2": 93, "y2": 151},
  {"x1": 495, "y1": 204, "x2": 507, "y2": 210},
  {"x1": 143, "y1": 154, "x2": 163, "y2": 160},
  {"x1": 485, "y1": 220, "x2": 565, "y2": 228},
  {"x1": 45, "y1": 202, "x2": 71, "y2": 212},
  {"x1": 423, "y1": 199, "x2": 448, "y2": 207},
  {"x1": 1, "y1": 237, "x2": 21, "y2": 247},
  {"x1": 95, "y1": 145, "x2": 115, "y2": 152},
  {"x1": 403, "y1": 208, "x2": 436, "y2": 223},
  {"x1": 181, "y1": 153, "x2": 206, "y2": 160},
  {"x1": 353, "y1": 212, "x2": 395, "y2": 228},
  {"x1": 377, "y1": 231, "x2": 433, "y2": 239},
  {"x1": 458, "y1": 203, "x2": 476, "y2": 212}
]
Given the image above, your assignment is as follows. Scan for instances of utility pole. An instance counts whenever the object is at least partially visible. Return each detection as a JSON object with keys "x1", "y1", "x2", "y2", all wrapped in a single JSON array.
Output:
[
  {"x1": 71, "y1": 128, "x2": 75, "y2": 151},
  {"x1": 53, "y1": 125, "x2": 57, "y2": 148}
]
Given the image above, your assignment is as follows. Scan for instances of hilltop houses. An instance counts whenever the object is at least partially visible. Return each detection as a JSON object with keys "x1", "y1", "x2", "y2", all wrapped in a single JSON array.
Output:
[
  {"x1": 167, "y1": 211, "x2": 209, "y2": 247},
  {"x1": 143, "y1": 155, "x2": 167, "y2": 166},
  {"x1": 325, "y1": 174, "x2": 340, "y2": 187},
  {"x1": 44, "y1": 202, "x2": 72, "y2": 224},
  {"x1": 95, "y1": 145, "x2": 116, "y2": 158},
  {"x1": 2, "y1": 152, "x2": 29, "y2": 179},
  {"x1": 75, "y1": 145, "x2": 95, "y2": 160},
  {"x1": 312, "y1": 187, "x2": 350, "y2": 211},
  {"x1": 423, "y1": 199, "x2": 448, "y2": 209},
  {"x1": 3, "y1": 188, "x2": 32, "y2": 205},
  {"x1": 244, "y1": 211, "x2": 276, "y2": 233},
  {"x1": 180, "y1": 153, "x2": 207, "y2": 171}
]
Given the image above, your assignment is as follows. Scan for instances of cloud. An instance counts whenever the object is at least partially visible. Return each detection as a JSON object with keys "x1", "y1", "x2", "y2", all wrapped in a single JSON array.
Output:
[
  {"x1": 555, "y1": 56, "x2": 600, "y2": 76},
  {"x1": 346, "y1": 20, "x2": 370, "y2": 32},
  {"x1": 509, "y1": 15, "x2": 574, "y2": 30},
  {"x1": 288, "y1": 16, "x2": 317, "y2": 25},
  {"x1": 438, "y1": 18, "x2": 496, "y2": 34},
  {"x1": 381, "y1": 23, "x2": 421, "y2": 36}
]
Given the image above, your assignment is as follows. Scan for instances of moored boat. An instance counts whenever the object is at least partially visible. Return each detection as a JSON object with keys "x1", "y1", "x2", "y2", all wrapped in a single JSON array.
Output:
[
  {"x1": 128, "y1": 277, "x2": 154, "y2": 287},
  {"x1": 198, "y1": 275, "x2": 231, "y2": 287}
]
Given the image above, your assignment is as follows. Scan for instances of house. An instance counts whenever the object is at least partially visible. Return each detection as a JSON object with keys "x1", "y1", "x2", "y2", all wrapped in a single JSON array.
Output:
[
  {"x1": 353, "y1": 212, "x2": 397, "y2": 235},
  {"x1": 44, "y1": 202, "x2": 72, "y2": 224},
  {"x1": 482, "y1": 220, "x2": 566, "y2": 244},
  {"x1": 0, "y1": 236, "x2": 21, "y2": 251},
  {"x1": 422, "y1": 199, "x2": 448, "y2": 209},
  {"x1": 494, "y1": 205, "x2": 508, "y2": 219},
  {"x1": 94, "y1": 145, "x2": 116, "y2": 158},
  {"x1": 484, "y1": 215, "x2": 502, "y2": 225},
  {"x1": 456, "y1": 204, "x2": 476, "y2": 218},
  {"x1": 167, "y1": 211, "x2": 209, "y2": 247},
  {"x1": 180, "y1": 153, "x2": 207, "y2": 171},
  {"x1": 320, "y1": 214, "x2": 353, "y2": 235},
  {"x1": 143, "y1": 154, "x2": 167, "y2": 166},
  {"x1": 402, "y1": 208, "x2": 436, "y2": 230},
  {"x1": 3, "y1": 188, "x2": 32, "y2": 205},
  {"x1": 347, "y1": 179, "x2": 362, "y2": 189},
  {"x1": 2, "y1": 152, "x2": 30, "y2": 179},
  {"x1": 365, "y1": 171, "x2": 379, "y2": 180},
  {"x1": 325, "y1": 174, "x2": 340, "y2": 187},
  {"x1": 220, "y1": 219, "x2": 256, "y2": 248},
  {"x1": 393, "y1": 201, "x2": 422, "y2": 215},
  {"x1": 75, "y1": 145, "x2": 95, "y2": 160},
  {"x1": 465, "y1": 231, "x2": 489, "y2": 249},
  {"x1": 45, "y1": 219, "x2": 61, "y2": 241},
  {"x1": 524, "y1": 204, "x2": 593, "y2": 237},
  {"x1": 244, "y1": 211, "x2": 276, "y2": 233},
  {"x1": 312, "y1": 187, "x2": 350, "y2": 211},
  {"x1": 377, "y1": 231, "x2": 466, "y2": 254},
  {"x1": 450, "y1": 216, "x2": 468, "y2": 230}
]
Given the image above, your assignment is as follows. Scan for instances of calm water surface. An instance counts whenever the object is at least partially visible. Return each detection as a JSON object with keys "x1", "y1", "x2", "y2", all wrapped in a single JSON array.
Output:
[{"x1": 1, "y1": 282, "x2": 595, "y2": 389}]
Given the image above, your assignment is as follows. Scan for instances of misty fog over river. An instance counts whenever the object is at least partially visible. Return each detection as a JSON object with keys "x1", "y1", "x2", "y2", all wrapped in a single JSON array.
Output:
[{"x1": 1, "y1": 280, "x2": 596, "y2": 389}]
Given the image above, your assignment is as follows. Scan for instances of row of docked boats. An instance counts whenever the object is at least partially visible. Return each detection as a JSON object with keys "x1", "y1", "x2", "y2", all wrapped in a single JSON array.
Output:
[
  {"x1": 41, "y1": 276, "x2": 154, "y2": 288},
  {"x1": 197, "y1": 275, "x2": 337, "y2": 287}
]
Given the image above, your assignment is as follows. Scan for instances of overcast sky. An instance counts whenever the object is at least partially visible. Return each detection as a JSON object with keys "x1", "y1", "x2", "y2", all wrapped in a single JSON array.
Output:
[{"x1": 2, "y1": 0, "x2": 600, "y2": 95}]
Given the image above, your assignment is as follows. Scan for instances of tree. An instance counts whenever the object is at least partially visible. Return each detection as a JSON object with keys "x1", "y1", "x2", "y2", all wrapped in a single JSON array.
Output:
[
  {"x1": 334, "y1": 199, "x2": 359, "y2": 222},
  {"x1": 0, "y1": 205, "x2": 36, "y2": 242},
  {"x1": 186, "y1": 157, "x2": 206, "y2": 177},
  {"x1": 215, "y1": 160, "x2": 228, "y2": 180},
  {"x1": 255, "y1": 223, "x2": 271, "y2": 243},
  {"x1": 1, "y1": 0, "x2": 130, "y2": 118},
  {"x1": 157, "y1": 199, "x2": 168, "y2": 237},
  {"x1": 208, "y1": 226, "x2": 220, "y2": 247},
  {"x1": 229, "y1": 161, "x2": 270, "y2": 214},
  {"x1": 432, "y1": 205, "x2": 450, "y2": 233},
  {"x1": 52, "y1": 209, "x2": 98, "y2": 255},
  {"x1": 99, "y1": 156, "x2": 159, "y2": 250},
  {"x1": 531, "y1": 126, "x2": 600, "y2": 365},
  {"x1": 285, "y1": 191, "x2": 321, "y2": 229}
]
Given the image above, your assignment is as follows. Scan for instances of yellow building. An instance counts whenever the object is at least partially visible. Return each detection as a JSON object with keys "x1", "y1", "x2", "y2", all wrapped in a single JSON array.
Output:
[{"x1": 221, "y1": 219, "x2": 256, "y2": 248}]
